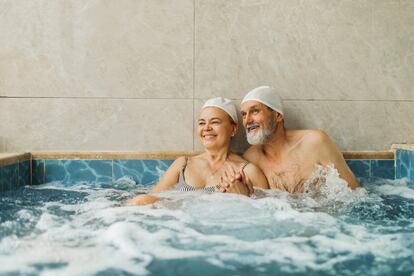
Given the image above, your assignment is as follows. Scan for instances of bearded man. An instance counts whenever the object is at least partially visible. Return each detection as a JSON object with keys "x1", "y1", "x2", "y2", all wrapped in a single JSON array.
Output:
[{"x1": 237, "y1": 86, "x2": 358, "y2": 193}]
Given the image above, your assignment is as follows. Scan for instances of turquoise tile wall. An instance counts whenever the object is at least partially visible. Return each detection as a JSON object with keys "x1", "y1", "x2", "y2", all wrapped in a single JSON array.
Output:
[
  {"x1": 0, "y1": 157, "x2": 403, "y2": 192},
  {"x1": 0, "y1": 160, "x2": 30, "y2": 192},
  {"x1": 30, "y1": 159, "x2": 173, "y2": 186},
  {"x1": 28, "y1": 159, "x2": 396, "y2": 185},
  {"x1": 44, "y1": 160, "x2": 113, "y2": 184},
  {"x1": 113, "y1": 160, "x2": 173, "y2": 185},
  {"x1": 396, "y1": 150, "x2": 414, "y2": 183},
  {"x1": 346, "y1": 160, "x2": 395, "y2": 179}
]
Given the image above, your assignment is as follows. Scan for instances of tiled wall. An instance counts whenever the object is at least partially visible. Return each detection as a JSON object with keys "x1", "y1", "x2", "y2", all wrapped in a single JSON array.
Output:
[
  {"x1": 1, "y1": 1, "x2": 413, "y2": 152},
  {"x1": 31, "y1": 160, "x2": 173, "y2": 186},
  {"x1": 346, "y1": 160, "x2": 395, "y2": 180},
  {"x1": 396, "y1": 149, "x2": 414, "y2": 182},
  {"x1": 0, "y1": 160, "x2": 30, "y2": 192},
  {"x1": 1, "y1": 158, "x2": 397, "y2": 192}
]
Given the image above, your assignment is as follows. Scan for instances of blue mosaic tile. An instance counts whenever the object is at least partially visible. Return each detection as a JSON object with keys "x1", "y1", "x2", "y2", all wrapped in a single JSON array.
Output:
[
  {"x1": 370, "y1": 160, "x2": 395, "y2": 180},
  {"x1": 113, "y1": 160, "x2": 173, "y2": 185},
  {"x1": 346, "y1": 160, "x2": 371, "y2": 178},
  {"x1": 0, "y1": 166, "x2": 3, "y2": 192},
  {"x1": 32, "y1": 160, "x2": 45, "y2": 185},
  {"x1": 0, "y1": 164, "x2": 19, "y2": 192},
  {"x1": 45, "y1": 160, "x2": 113, "y2": 184},
  {"x1": 396, "y1": 150, "x2": 412, "y2": 180},
  {"x1": 18, "y1": 160, "x2": 31, "y2": 186}
]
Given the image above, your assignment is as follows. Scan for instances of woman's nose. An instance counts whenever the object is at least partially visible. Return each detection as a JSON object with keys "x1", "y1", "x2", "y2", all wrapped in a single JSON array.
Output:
[{"x1": 204, "y1": 123, "x2": 212, "y2": 130}]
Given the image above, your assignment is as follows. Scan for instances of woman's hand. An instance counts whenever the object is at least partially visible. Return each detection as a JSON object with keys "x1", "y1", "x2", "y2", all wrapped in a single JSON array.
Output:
[
  {"x1": 218, "y1": 169, "x2": 253, "y2": 196},
  {"x1": 125, "y1": 194, "x2": 160, "y2": 205}
]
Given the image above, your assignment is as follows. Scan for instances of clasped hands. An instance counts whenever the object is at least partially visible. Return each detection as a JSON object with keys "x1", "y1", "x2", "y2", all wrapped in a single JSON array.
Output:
[{"x1": 217, "y1": 167, "x2": 253, "y2": 197}]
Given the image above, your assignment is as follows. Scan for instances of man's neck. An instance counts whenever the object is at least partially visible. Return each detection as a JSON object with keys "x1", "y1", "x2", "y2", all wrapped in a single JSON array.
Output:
[{"x1": 262, "y1": 126, "x2": 289, "y2": 158}]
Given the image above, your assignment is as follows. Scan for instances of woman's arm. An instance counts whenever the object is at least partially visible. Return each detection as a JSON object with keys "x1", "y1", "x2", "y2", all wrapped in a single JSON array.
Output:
[
  {"x1": 218, "y1": 162, "x2": 269, "y2": 196},
  {"x1": 243, "y1": 163, "x2": 269, "y2": 189},
  {"x1": 126, "y1": 156, "x2": 186, "y2": 205}
]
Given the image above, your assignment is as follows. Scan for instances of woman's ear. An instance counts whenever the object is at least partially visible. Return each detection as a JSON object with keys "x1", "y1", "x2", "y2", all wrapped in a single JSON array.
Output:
[{"x1": 231, "y1": 123, "x2": 237, "y2": 137}]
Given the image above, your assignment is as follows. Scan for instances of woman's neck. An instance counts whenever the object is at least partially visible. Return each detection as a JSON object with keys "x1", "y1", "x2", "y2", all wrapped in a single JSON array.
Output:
[{"x1": 204, "y1": 147, "x2": 230, "y2": 163}]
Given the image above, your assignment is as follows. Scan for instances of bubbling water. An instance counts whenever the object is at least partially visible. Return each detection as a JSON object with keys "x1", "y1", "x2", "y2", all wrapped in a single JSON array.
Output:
[{"x1": 0, "y1": 166, "x2": 413, "y2": 275}]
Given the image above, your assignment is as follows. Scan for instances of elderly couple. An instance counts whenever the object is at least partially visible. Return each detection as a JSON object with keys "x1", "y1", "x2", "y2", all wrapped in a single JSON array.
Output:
[{"x1": 129, "y1": 86, "x2": 358, "y2": 205}]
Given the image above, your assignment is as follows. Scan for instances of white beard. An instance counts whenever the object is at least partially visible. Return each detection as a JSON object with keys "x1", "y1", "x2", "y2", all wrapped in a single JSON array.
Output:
[{"x1": 246, "y1": 117, "x2": 276, "y2": 145}]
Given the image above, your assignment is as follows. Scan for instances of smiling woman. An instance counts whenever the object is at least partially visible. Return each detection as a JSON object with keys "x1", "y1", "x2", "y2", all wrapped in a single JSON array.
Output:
[{"x1": 127, "y1": 97, "x2": 269, "y2": 205}]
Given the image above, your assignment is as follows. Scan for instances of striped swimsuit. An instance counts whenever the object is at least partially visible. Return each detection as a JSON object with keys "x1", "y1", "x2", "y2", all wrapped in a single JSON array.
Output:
[{"x1": 174, "y1": 157, "x2": 248, "y2": 193}]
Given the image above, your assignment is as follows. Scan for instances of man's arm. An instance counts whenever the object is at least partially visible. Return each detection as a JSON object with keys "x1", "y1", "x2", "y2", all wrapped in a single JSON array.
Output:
[{"x1": 309, "y1": 130, "x2": 359, "y2": 189}]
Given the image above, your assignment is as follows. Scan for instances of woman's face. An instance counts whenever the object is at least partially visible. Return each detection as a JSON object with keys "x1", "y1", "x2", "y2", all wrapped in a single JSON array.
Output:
[{"x1": 197, "y1": 107, "x2": 236, "y2": 150}]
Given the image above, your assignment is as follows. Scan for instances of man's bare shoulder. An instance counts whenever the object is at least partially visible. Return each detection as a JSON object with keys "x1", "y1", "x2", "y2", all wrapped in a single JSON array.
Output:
[
  {"x1": 243, "y1": 145, "x2": 262, "y2": 163},
  {"x1": 296, "y1": 129, "x2": 331, "y2": 147},
  {"x1": 289, "y1": 129, "x2": 336, "y2": 158}
]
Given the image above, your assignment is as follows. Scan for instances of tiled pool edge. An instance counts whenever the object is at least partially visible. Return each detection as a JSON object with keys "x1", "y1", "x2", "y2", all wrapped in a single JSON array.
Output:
[
  {"x1": 393, "y1": 145, "x2": 414, "y2": 182},
  {"x1": 0, "y1": 153, "x2": 31, "y2": 192},
  {"x1": 0, "y1": 149, "x2": 408, "y2": 192}
]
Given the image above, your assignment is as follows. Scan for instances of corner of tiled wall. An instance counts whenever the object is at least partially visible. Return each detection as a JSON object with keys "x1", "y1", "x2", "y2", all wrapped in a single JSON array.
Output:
[{"x1": 0, "y1": 154, "x2": 31, "y2": 193}]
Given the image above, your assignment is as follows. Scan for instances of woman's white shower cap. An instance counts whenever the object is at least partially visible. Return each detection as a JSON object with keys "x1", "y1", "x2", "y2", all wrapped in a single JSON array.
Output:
[
  {"x1": 202, "y1": 97, "x2": 238, "y2": 123},
  {"x1": 241, "y1": 86, "x2": 284, "y2": 116}
]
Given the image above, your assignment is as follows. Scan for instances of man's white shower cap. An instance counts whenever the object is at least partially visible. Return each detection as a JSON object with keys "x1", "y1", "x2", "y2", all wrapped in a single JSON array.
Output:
[
  {"x1": 202, "y1": 97, "x2": 238, "y2": 123},
  {"x1": 241, "y1": 86, "x2": 284, "y2": 116}
]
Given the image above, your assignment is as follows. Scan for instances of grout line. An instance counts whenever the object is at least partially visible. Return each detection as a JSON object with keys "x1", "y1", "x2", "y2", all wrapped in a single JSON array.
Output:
[
  {"x1": 30, "y1": 155, "x2": 33, "y2": 185},
  {"x1": 2, "y1": 96, "x2": 414, "y2": 103},
  {"x1": 192, "y1": 0, "x2": 196, "y2": 151},
  {"x1": 17, "y1": 160, "x2": 20, "y2": 189},
  {"x1": 1, "y1": 96, "x2": 195, "y2": 100},
  {"x1": 43, "y1": 160, "x2": 46, "y2": 184},
  {"x1": 369, "y1": 160, "x2": 372, "y2": 178}
]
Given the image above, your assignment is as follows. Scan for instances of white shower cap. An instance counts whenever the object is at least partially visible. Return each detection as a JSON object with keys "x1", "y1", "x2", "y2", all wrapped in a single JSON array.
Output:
[
  {"x1": 202, "y1": 97, "x2": 238, "y2": 123},
  {"x1": 241, "y1": 86, "x2": 284, "y2": 116}
]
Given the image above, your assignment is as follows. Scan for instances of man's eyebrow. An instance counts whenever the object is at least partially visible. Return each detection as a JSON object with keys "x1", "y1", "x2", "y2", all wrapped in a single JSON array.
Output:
[{"x1": 243, "y1": 105, "x2": 260, "y2": 111}]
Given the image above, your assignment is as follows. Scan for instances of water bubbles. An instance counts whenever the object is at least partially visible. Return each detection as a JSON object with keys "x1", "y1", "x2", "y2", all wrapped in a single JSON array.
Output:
[{"x1": 0, "y1": 174, "x2": 413, "y2": 275}]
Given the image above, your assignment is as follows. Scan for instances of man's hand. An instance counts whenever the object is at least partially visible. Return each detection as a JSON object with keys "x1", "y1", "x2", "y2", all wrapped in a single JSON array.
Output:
[{"x1": 218, "y1": 169, "x2": 253, "y2": 196}]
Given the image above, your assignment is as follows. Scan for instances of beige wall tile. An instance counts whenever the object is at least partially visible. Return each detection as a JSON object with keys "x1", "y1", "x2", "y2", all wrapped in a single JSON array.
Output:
[
  {"x1": 0, "y1": 0, "x2": 193, "y2": 98},
  {"x1": 368, "y1": 1, "x2": 414, "y2": 100},
  {"x1": 0, "y1": 1, "x2": 412, "y2": 152},
  {"x1": 195, "y1": 0, "x2": 414, "y2": 101},
  {"x1": 0, "y1": 99, "x2": 193, "y2": 151},
  {"x1": 283, "y1": 100, "x2": 414, "y2": 151}
]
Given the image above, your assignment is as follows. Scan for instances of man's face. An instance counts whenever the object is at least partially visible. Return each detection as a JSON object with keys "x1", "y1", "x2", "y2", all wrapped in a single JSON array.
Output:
[{"x1": 240, "y1": 101, "x2": 277, "y2": 145}]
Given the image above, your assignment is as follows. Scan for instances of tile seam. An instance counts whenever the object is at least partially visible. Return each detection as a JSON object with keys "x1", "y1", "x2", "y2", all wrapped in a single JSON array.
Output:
[{"x1": 2, "y1": 96, "x2": 414, "y2": 102}]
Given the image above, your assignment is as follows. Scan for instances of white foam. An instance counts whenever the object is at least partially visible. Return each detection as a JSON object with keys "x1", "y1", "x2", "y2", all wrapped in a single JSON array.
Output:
[
  {"x1": 371, "y1": 178, "x2": 414, "y2": 199},
  {"x1": 0, "y1": 174, "x2": 413, "y2": 275}
]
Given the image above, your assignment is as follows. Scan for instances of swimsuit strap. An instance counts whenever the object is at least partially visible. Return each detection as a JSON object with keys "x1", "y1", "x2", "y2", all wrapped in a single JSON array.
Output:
[
  {"x1": 181, "y1": 156, "x2": 189, "y2": 179},
  {"x1": 240, "y1": 162, "x2": 249, "y2": 171}
]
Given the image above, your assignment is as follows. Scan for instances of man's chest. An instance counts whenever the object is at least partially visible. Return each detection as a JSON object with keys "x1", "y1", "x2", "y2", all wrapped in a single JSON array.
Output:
[{"x1": 259, "y1": 156, "x2": 314, "y2": 192}]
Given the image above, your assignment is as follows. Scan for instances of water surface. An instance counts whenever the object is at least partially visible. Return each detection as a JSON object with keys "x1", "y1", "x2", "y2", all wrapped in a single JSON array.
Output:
[{"x1": 0, "y1": 171, "x2": 413, "y2": 275}]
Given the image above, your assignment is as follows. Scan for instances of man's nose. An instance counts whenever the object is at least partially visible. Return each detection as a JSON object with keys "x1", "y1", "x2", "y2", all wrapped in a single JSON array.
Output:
[{"x1": 243, "y1": 113, "x2": 253, "y2": 126}]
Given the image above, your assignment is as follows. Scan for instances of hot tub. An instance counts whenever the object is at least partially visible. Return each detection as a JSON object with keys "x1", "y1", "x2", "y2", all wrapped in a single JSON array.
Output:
[{"x1": 0, "y1": 147, "x2": 413, "y2": 275}]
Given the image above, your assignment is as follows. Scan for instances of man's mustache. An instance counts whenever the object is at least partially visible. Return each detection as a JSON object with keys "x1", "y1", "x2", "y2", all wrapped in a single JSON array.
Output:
[{"x1": 246, "y1": 123, "x2": 260, "y2": 132}]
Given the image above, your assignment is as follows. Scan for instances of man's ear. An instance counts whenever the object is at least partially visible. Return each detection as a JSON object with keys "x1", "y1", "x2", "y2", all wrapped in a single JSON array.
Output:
[{"x1": 275, "y1": 112, "x2": 283, "y2": 122}]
